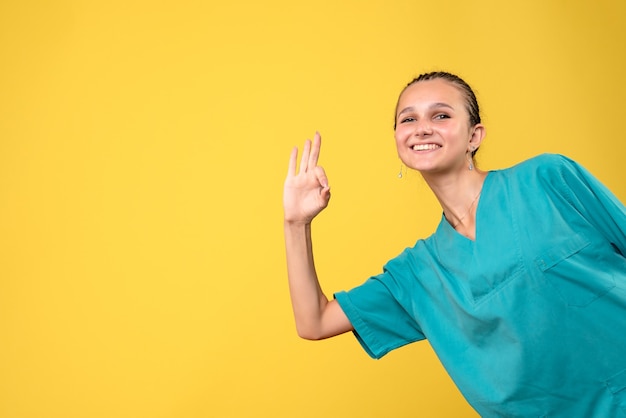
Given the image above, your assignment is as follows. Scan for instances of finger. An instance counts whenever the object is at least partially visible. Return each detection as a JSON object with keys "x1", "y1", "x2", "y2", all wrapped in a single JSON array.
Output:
[
  {"x1": 287, "y1": 146, "x2": 298, "y2": 176},
  {"x1": 320, "y1": 186, "x2": 331, "y2": 205},
  {"x1": 314, "y1": 166, "x2": 329, "y2": 188},
  {"x1": 319, "y1": 170, "x2": 331, "y2": 207},
  {"x1": 299, "y1": 139, "x2": 311, "y2": 174},
  {"x1": 308, "y1": 131, "x2": 322, "y2": 169}
]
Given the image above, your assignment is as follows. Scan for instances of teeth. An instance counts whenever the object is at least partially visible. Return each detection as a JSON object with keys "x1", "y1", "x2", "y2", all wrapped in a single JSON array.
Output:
[{"x1": 412, "y1": 144, "x2": 440, "y2": 151}]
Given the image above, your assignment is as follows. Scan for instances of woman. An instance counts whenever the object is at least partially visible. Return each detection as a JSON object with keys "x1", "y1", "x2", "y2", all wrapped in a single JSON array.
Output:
[{"x1": 283, "y1": 71, "x2": 626, "y2": 416}]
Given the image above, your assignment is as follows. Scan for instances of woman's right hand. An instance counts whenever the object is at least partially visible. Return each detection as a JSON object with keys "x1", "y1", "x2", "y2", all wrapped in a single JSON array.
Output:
[{"x1": 283, "y1": 132, "x2": 331, "y2": 225}]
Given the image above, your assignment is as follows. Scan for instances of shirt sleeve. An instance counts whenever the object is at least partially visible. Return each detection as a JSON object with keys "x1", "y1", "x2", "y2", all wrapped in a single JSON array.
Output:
[
  {"x1": 334, "y1": 269, "x2": 425, "y2": 359},
  {"x1": 553, "y1": 155, "x2": 626, "y2": 255}
]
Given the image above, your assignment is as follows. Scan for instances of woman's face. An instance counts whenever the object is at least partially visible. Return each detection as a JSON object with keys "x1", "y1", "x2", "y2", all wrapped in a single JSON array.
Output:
[{"x1": 394, "y1": 79, "x2": 482, "y2": 175}]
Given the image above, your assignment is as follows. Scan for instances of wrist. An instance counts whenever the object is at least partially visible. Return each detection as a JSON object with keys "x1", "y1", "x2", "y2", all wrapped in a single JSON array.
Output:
[{"x1": 284, "y1": 218, "x2": 312, "y2": 228}]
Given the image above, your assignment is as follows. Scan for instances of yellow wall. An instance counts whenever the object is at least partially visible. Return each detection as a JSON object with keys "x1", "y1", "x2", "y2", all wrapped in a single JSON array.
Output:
[{"x1": 1, "y1": 1, "x2": 624, "y2": 417}]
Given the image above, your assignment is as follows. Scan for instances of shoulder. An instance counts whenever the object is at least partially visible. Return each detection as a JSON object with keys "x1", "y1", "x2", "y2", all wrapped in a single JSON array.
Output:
[
  {"x1": 509, "y1": 153, "x2": 572, "y2": 172},
  {"x1": 492, "y1": 154, "x2": 598, "y2": 208},
  {"x1": 497, "y1": 153, "x2": 581, "y2": 183},
  {"x1": 382, "y1": 237, "x2": 433, "y2": 275}
]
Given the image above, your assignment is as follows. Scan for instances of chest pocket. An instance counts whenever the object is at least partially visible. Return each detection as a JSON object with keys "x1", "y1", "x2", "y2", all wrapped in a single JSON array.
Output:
[
  {"x1": 463, "y1": 231, "x2": 528, "y2": 306},
  {"x1": 535, "y1": 233, "x2": 616, "y2": 307}
]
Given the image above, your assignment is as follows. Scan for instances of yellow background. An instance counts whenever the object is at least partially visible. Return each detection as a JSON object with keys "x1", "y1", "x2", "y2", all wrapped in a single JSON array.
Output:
[{"x1": 1, "y1": 1, "x2": 625, "y2": 417}]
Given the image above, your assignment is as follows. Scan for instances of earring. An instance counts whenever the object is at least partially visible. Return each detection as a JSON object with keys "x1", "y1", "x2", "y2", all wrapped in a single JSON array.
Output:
[
  {"x1": 467, "y1": 147, "x2": 475, "y2": 171},
  {"x1": 397, "y1": 164, "x2": 406, "y2": 178}
]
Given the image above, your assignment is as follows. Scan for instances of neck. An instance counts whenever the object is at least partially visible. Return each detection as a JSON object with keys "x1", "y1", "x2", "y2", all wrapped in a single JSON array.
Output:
[{"x1": 422, "y1": 169, "x2": 488, "y2": 230}]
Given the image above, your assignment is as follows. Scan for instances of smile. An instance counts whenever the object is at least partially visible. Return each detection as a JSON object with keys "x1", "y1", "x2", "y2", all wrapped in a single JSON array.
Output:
[{"x1": 412, "y1": 143, "x2": 441, "y2": 151}]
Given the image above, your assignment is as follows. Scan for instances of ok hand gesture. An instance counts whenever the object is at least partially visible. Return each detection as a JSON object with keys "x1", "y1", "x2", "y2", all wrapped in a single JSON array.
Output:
[{"x1": 283, "y1": 132, "x2": 331, "y2": 225}]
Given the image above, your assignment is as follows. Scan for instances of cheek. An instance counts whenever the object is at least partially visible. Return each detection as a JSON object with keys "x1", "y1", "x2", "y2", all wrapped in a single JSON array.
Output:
[
  {"x1": 394, "y1": 126, "x2": 409, "y2": 141},
  {"x1": 394, "y1": 130, "x2": 403, "y2": 147},
  {"x1": 393, "y1": 131, "x2": 406, "y2": 155}
]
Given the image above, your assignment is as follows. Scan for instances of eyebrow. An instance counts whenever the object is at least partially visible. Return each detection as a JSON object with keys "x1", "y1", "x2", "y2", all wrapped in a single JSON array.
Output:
[{"x1": 397, "y1": 102, "x2": 455, "y2": 117}]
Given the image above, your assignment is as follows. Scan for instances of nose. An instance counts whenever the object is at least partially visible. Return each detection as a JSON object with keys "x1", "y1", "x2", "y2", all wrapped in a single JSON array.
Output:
[{"x1": 414, "y1": 119, "x2": 432, "y2": 136}]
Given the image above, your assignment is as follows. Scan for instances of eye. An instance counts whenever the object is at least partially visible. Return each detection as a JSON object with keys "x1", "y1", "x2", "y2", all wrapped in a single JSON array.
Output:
[
  {"x1": 399, "y1": 116, "x2": 416, "y2": 124},
  {"x1": 434, "y1": 113, "x2": 450, "y2": 120}
]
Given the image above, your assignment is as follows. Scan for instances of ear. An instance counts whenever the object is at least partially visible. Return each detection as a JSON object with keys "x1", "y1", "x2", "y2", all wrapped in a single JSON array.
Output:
[{"x1": 468, "y1": 123, "x2": 486, "y2": 151}]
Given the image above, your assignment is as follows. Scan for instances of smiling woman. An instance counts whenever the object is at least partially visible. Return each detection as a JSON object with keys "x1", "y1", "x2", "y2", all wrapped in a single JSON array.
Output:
[
  {"x1": 283, "y1": 72, "x2": 626, "y2": 417},
  {"x1": 392, "y1": 75, "x2": 487, "y2": 238}
]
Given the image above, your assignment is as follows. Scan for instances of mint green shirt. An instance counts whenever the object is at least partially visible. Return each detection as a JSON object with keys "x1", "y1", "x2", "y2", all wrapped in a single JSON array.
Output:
[{"x1": 335, "y1": 154, "x2": 626, "y2": 417}]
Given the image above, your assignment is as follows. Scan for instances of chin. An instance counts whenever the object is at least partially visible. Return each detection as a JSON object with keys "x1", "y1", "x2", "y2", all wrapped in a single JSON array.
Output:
[{"x1": 409, "y1": 162, "x2": 438, "y2": 173}]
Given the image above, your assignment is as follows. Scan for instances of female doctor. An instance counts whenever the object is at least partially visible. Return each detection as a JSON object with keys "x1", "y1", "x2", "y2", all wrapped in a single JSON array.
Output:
[{"x1": 282, "y1": 71, "x2": 626, "y2": 416}]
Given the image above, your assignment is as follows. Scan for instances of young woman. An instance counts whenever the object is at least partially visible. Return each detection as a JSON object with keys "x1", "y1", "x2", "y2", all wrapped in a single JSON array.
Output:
[{"x1": 283, "y1": 72, "x2": 626, "y2": 416}]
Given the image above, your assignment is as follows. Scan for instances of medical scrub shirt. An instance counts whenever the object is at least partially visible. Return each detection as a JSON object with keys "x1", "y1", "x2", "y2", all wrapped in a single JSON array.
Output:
[{"x1": 335, "y1": 154, "x2": 626, "y2": 417}]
